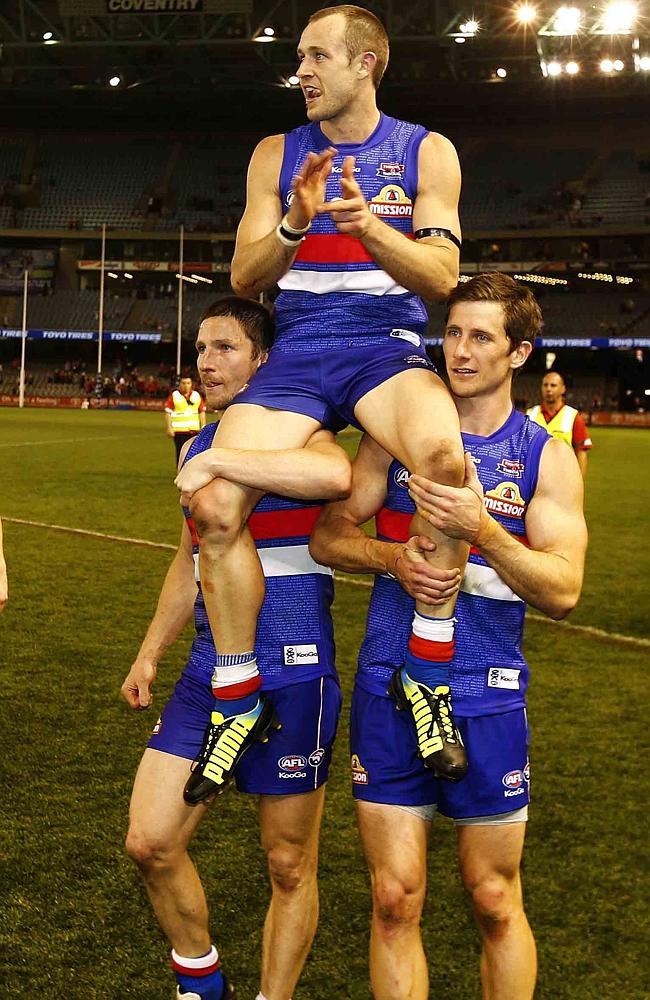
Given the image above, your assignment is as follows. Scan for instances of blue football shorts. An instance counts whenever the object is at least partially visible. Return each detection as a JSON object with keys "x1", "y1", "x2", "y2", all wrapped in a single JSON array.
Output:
[
  {"x1": 232, "y1": 334, "x2": 435, "y2": 430},
  {"x1": 350, "y1": 684, "x2": 530, "y2": 822},
  {"x1": 148, "y1": 671, "x2": 342, "y2": 796}
]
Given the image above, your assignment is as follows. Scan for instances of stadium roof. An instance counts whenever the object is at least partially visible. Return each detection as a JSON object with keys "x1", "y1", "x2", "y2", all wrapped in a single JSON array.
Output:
[{"x1": 1, "y1": 0, "x2": 650, "y2": 129}]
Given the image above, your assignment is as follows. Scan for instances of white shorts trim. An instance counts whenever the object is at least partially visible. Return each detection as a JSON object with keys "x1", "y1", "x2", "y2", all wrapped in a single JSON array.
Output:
[{"x1": 393, "y1": 803, "x2": 529, "y2": 825}]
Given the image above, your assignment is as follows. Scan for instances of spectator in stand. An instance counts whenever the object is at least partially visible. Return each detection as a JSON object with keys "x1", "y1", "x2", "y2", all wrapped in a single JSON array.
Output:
[
  {"x1": 164, "y1": 377, "x2": 207, "y2": 463},
  {"x1": 527, "y1": 371, "x2": 592, "y2": 478},
  {"x1": 145, "y1": 374, "x2": 159, "y2": 397}
]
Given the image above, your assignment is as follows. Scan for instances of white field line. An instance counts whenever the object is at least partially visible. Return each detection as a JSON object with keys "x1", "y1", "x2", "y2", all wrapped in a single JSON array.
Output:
[
  {"x1": 333, "y1": 574, "x2": 650, "y2": 650},
  {"x1": 4, "y1": 516, "x2": 649, "y2": 650},
  {"x1": 0, "y1": 435, "x2": 126, "y2": 449},
  {"x1": 3, "y1": 516, "x2": 176, "y2": 551}
]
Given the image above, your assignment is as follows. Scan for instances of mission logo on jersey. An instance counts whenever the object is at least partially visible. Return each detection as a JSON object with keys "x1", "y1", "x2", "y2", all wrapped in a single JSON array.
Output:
[
  {"x1": 369, "y1": 184, "x2": 413, "y2": 217},
  {"x1": 484, "y1": 482, "x2": 526, "y2": 518}
]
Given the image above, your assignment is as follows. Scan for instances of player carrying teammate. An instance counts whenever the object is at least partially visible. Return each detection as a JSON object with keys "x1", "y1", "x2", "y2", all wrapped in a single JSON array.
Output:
[
  {"x1": 309, "y1": 273, "x2": 588, "y2": 999},
  {"x1": 122, "y1": 297, "x2": 348, "y2": 1000},
  {"x1": 176, "y1": 4, "x2": 470, "y2": 800}
]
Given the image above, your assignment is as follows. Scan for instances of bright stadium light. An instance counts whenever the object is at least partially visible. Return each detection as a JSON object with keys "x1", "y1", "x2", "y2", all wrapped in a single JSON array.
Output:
[
  {"x1": 454, "y1": 36, "x2": 467, "y2": 42},
  {"x1": 613, "y1": 58, "x2": 625, "y2": 69},
  {"x1": 496, "y1": 66, "x2": 508, "y2": 78},
  {"x1": 107, "y1": 272, "x2": 119, "y2": 279},
  {"x1": 547, "y1": 59, "x2": 563, "y2": 75},
  {"x1": 108, "y1": 75, "x2": 121, "y2": 87},
  {"x1": 254, "y1": 26, "x2": 276, "y2": 41},
  {"x1": 190, "y1": 274, "x2": 213, "y2": 284},
  {"x1": 639, "y1": 55, "x2": 650, "y2": 70},
  {"x1": 566, "y1": 59, "x2": 580, "y2": 73},
  {"x1": 43, "y1": 31, "x2": 53, "y2": 39},
  {"x1": 553, "y1": 6, "x2": 582, "y2": 34},
  {"x1": 460, "y1": 18, "x2": 480, "y2": 34},
  {"x1": 288, "y1": 75, "x2": 300, "y2": 85},
  {"x1": 515, "y1": 3, "x2": 538, "y2": 23},
  {"x1": 123, "y1": 272, "x2": 133, "y2": 279},
  {"x1": 602, "y1": 1, "x2": 637, "y2": 33},
  {"x1": 600, "y1": 57, "x2": 615, "y2": 71}
]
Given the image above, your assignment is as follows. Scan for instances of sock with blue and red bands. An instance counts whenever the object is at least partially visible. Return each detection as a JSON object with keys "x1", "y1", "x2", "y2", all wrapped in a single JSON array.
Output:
[
  {"x1": 404, "y1": 613, "x2": 455, "y2": 689},
  {"x1": 172, "y1": 945, "x2": 225, "y2": 1000},
  {"x1": 212, "y1": 651, "x2": 261, "y2": 716}
]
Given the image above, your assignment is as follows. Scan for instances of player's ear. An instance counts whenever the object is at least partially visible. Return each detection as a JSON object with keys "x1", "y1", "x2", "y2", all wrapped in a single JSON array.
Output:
[
  {"x1": 510, "y1": 340, "x2": 533, "y2": 371},
  {"x1": 357, "y1": 51, "x2": 377, "y2": 81},
  {"x1": 256, "y1": 350, "x2": 269, "y2": 370}
]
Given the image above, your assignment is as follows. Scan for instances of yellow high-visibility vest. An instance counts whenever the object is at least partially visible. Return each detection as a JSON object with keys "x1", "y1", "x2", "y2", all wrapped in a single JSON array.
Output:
[
  {"x1": 527, "y1": 404, "x2": 578, "y2": 449},
  {"x1": 167, "y1": 390, "x2": 203, "y2": 433}
]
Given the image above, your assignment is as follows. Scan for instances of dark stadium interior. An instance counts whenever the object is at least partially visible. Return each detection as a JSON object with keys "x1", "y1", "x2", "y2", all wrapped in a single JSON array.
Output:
[{"x1": 1, "y1": 0, "x2": 649, "y2": 416}]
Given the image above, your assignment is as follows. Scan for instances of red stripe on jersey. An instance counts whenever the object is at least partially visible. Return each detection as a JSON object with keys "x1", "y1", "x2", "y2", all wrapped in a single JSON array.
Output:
[
  {"x1": 296, "y1": 233, "x2": 375, "y2": 265},
  {"x1": 408, "y1": 635, "x2": 455, "y2": 663},
  {"x1": 248, "y1": 506, "x2": 322, "y2": 541},
  {"x1": 185, "y1": 515, "x2": 200, "y2": 547},
  {"x1": 376, "y1": 507, "x2": 411, "y2": 542}
]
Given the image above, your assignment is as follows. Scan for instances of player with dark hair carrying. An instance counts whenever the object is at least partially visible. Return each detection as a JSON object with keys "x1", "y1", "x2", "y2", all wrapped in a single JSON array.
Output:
[
  {"x1": 176, "y1": 4, "x2": 471, "y2": 801},
  {"x1": 310, "y1": 273, "x2": 588, "y2": 1000},
  {"x1": 122, "y1": 297, "x2": 349, "y2": 1000}
]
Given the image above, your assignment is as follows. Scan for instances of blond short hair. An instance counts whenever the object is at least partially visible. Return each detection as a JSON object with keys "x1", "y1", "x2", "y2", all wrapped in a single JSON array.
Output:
[{"x1": 308, "y1": 5, "x2": 389, "y2": 87}]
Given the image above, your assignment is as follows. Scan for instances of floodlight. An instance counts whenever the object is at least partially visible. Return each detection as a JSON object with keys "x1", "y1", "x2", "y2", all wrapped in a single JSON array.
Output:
[
  {"x1": 288, "y1": 75, "x2": 300, "y2": 85},
  {"x1": 613, "y1": 58, "x2": 625, "y2": 69},
  {"x1": 460, "y1": 19, "x2": 480, "y2": 34},
  {"x1": 263, "y1": 26, "x2": 275, "y2": 36},
  {"x1": 553, "y1": 6, "x2": 582, "y2": 34},
  {"x1": 565, "y1": 60, "x2": 580, "y2": 73},
  {"x1": 600, "y1": 57, "x2": 614, "y2": 70},
  {"x1": 515, "y1": 3, "x2": 538, "y2": 23},
  {"x1": 547, "y1": 60, "x2": 563, "y2": 75},
  {"x1": 109, "y1": 75, "x2": 121, "y2": 87},
  {"x1": 454, "y1": 36, "x2": 467, "y2": 43},
  {"x1": 602, "y1": 1, "x2": 637, "y2": 33},
  {"x1": 496, "y1": 67, "x2": 508, "y2": 78},
  {"x1": 43, "y1": 31, "x2": 53, "y2": 40},
  {"x1": 639, "y1": 55, "x2": 650, "y2": 69}
]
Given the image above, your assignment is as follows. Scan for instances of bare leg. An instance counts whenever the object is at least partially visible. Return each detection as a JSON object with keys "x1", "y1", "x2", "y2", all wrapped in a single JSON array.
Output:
[
  {"x1": 258, "y1": 788, "x2": 325, "y2": 1000},
  {"x1": 356, "y1": 369, "x2": 469, "y2": 776},
  {"x1": 354, "y1": 367, "x2": 469, "y2": 619},
  {"x1": 125, "y1": 748, "x2": 212, "y2": 955},
  {"x1": 457, "y1": 822, "x2": 537, "y2": 1000},
  {"x1": 357, "y1": 801, "x2": 430, "y2": 1000},
  {"x1": 189, "y1": 404, "x2": 320, "y2": 654}
]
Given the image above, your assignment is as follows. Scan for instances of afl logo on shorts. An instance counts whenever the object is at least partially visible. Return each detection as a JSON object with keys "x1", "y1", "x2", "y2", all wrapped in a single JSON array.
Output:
[
  {"x1": 393, "y1": 466, "x2": 410, "y2": 489},
  {"x1": 502, "y1": 769, "x2": 524, "y2": 789},
  {"x1": 279, "y1": 755, "x2": 307, "y2": 771}
]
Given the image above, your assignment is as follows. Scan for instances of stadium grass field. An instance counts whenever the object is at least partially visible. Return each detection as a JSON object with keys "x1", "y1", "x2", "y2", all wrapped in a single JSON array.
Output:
[{"x1": 1, "y1": 409, "x2": 648, "y2": 999}]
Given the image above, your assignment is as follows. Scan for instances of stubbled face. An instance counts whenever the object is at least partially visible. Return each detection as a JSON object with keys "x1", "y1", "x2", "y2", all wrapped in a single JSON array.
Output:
[
  {"x1": 296, "y1": 14, "x2": 360, "y2": 122},
  {"x1": 195, "y1": 316, "x2": 264, "y2": 410},
  {"x1": 178, "y1": 377, "x2": 194, "y2": 395},
  {"x1": 541, "y1": 373, "x2": 565, "y2": 408},
  {"x1": 443, "y1": 301, "x2": 526, "y2": 399}
]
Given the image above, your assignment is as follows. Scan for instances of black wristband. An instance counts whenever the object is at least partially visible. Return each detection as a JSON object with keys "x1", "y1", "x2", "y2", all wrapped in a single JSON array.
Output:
[
  {"x1": 414, "y1": 228, "x2": 461, "y2": 250},
  {"x1": 278, "y1": 223, "x2": 305, "y2": 243}
]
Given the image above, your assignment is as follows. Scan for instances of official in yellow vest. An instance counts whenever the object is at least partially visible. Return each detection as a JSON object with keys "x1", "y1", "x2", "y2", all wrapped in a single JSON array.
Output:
[
  {"x1": 527, "y1": 371, "x2": 592, "y2": 478},
  {"x1": 164, "y1": 377, "x2": 207, "y2": 463}
]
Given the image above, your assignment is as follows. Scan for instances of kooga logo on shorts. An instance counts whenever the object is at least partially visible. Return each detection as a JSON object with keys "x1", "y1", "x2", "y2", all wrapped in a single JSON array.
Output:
[{"x1": 283, "y1": 644, "x2": 319, "y2": 665}]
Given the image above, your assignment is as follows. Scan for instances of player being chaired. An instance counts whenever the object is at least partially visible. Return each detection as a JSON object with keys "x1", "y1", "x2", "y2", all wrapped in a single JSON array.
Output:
[{"x1": 176, "y1": 4, "x2": 469, "y2": 800}]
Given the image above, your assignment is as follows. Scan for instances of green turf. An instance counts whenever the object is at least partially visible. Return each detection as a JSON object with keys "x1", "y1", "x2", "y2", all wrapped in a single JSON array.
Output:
[{"x1": 0, "y1": 410, "x2": 648, "y2": 998}]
